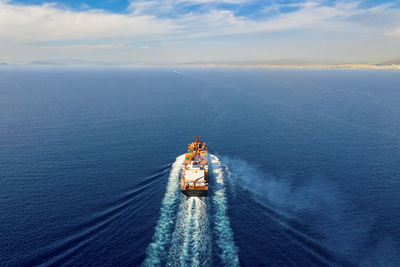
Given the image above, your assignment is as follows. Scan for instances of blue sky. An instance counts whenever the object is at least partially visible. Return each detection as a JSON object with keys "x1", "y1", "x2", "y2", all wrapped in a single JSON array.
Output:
[
  {"x1": 9, "y1": 0, "x2": 400, "y2": 14},
  {"x1": 1, "y1": 0, "x2": 400, "y2": 64}
]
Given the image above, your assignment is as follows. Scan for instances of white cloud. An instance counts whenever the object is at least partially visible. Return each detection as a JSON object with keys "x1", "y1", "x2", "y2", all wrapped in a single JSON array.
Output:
[
  {"x1": 385, "y1": 28, "x2": 400, "y2": 37},
  {"x1": 163, "y1": 1, "x2": 372, "y2": 39},
  {"x1": 0, "y1": 0, "x2": 399, "y2": 63},
  {"x1": 0, "y1": 2, "x2": 179, "y2": 42},
  {"x1": 127, "y1": 0, "x2": 252, "y2": 16},
  {"x1": 0, "y1": 0, "x2": 396, "y2": 42},
  {"x1": 127, "y1": 1, "x2": 170, "y2": 15}
]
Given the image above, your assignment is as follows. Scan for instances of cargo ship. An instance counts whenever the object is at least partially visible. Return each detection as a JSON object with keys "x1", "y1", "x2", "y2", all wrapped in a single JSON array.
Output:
[{"x1": 181, "y1": 135, "x2": 209, "y2": 197}]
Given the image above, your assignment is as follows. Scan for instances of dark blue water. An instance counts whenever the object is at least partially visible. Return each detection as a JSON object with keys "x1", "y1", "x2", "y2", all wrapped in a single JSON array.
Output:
[{"x1": 1, "y1": 67, "x2": 399, "y2": 266}]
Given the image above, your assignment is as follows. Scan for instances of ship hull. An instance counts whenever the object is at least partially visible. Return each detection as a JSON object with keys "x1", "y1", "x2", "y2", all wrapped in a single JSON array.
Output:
[
  {"x1": 181, "y1": 189, "x2": 208, "y2": 197},
  {"x1": 181, "y1": 135, "x2": 209, "y2": 197}
]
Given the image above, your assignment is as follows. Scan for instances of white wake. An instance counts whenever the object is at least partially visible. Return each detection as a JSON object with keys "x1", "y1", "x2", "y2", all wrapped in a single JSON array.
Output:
[
  {"x1": 210, "y1": 155, "x2": 240, "y2": 266},
  {"x1": 143, "y1": 154, "x2": 185, "y2": 266},
  {"x1": 143, "y1": 154, "x2": 239, "y2": 266}
]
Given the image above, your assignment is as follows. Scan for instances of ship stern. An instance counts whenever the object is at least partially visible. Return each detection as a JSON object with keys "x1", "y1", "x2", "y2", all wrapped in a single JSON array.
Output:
[{"x1": 181, "y1": 189, "x2": 208, "y2": 197}]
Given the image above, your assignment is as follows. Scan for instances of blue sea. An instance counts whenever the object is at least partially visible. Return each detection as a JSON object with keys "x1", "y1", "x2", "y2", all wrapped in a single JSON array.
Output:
[{"x1": 1, "y1": 67, "x2": 400, "y2": 266}]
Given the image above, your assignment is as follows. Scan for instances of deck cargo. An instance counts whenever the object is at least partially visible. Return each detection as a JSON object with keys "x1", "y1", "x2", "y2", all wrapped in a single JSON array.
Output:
[{"x1": 181, "y1": 135, "x2": 208, "y2": 197}]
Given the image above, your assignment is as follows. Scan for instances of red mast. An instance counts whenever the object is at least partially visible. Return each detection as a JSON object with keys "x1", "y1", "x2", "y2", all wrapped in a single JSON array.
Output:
[{"x1": 194, "y1": 134, "x2": 199, "y2": 160}]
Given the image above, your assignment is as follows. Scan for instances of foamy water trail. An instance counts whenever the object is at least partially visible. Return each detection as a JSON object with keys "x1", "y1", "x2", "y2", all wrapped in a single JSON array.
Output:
[
  {"x1": 210, "y1": 155, "x2": 240, "y2": 266},
  {"x1": 144, "y1": 154, "x2": 238, "y2": 266},
  {"x1": 143, "y1": 154, "x2": 185, "y2": 266},
  {"x1": 167, "y1": 197, "x2": 211, "y2": 266}
]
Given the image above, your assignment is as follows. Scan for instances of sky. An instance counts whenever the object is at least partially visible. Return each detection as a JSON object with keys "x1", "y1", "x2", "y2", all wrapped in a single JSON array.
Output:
[{"x1": 1, "y1": 0, "x2": 400, "y2": 65}]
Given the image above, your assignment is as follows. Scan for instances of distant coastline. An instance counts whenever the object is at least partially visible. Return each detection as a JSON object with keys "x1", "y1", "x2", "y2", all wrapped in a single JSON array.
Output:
[
  {"x1": 173, "y1": 63, "x2": 400, "y2": 70},
  {"x1": 1, "y1": 61, "x2": 400, "y2": 70}
]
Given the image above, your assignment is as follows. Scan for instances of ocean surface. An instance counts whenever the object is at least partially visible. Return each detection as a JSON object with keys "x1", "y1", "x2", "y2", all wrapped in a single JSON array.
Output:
[{"x1": 1, "y1": 67, "x2": 400, "y2": 266}]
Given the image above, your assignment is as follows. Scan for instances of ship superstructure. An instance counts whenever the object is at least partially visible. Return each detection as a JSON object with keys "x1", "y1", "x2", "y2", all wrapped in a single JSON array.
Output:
[{"x1": 181, "y1": 135, "x2": 208, "y2": 197}]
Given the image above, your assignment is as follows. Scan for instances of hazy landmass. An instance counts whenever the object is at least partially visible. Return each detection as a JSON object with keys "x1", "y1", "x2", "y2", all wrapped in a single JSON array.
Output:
[
  {"x1": 378, "y1": 58, "x2": 400, "y2": 65},
  {"x1": 173, "y1": 58, "x2": 400, "y2": 70},
  {"x1": 0, "y1": 58, "x2": 399, "y2": 70},
  {"x1": 175, "y1": 63, "x2": 400, "y2": 70}
]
